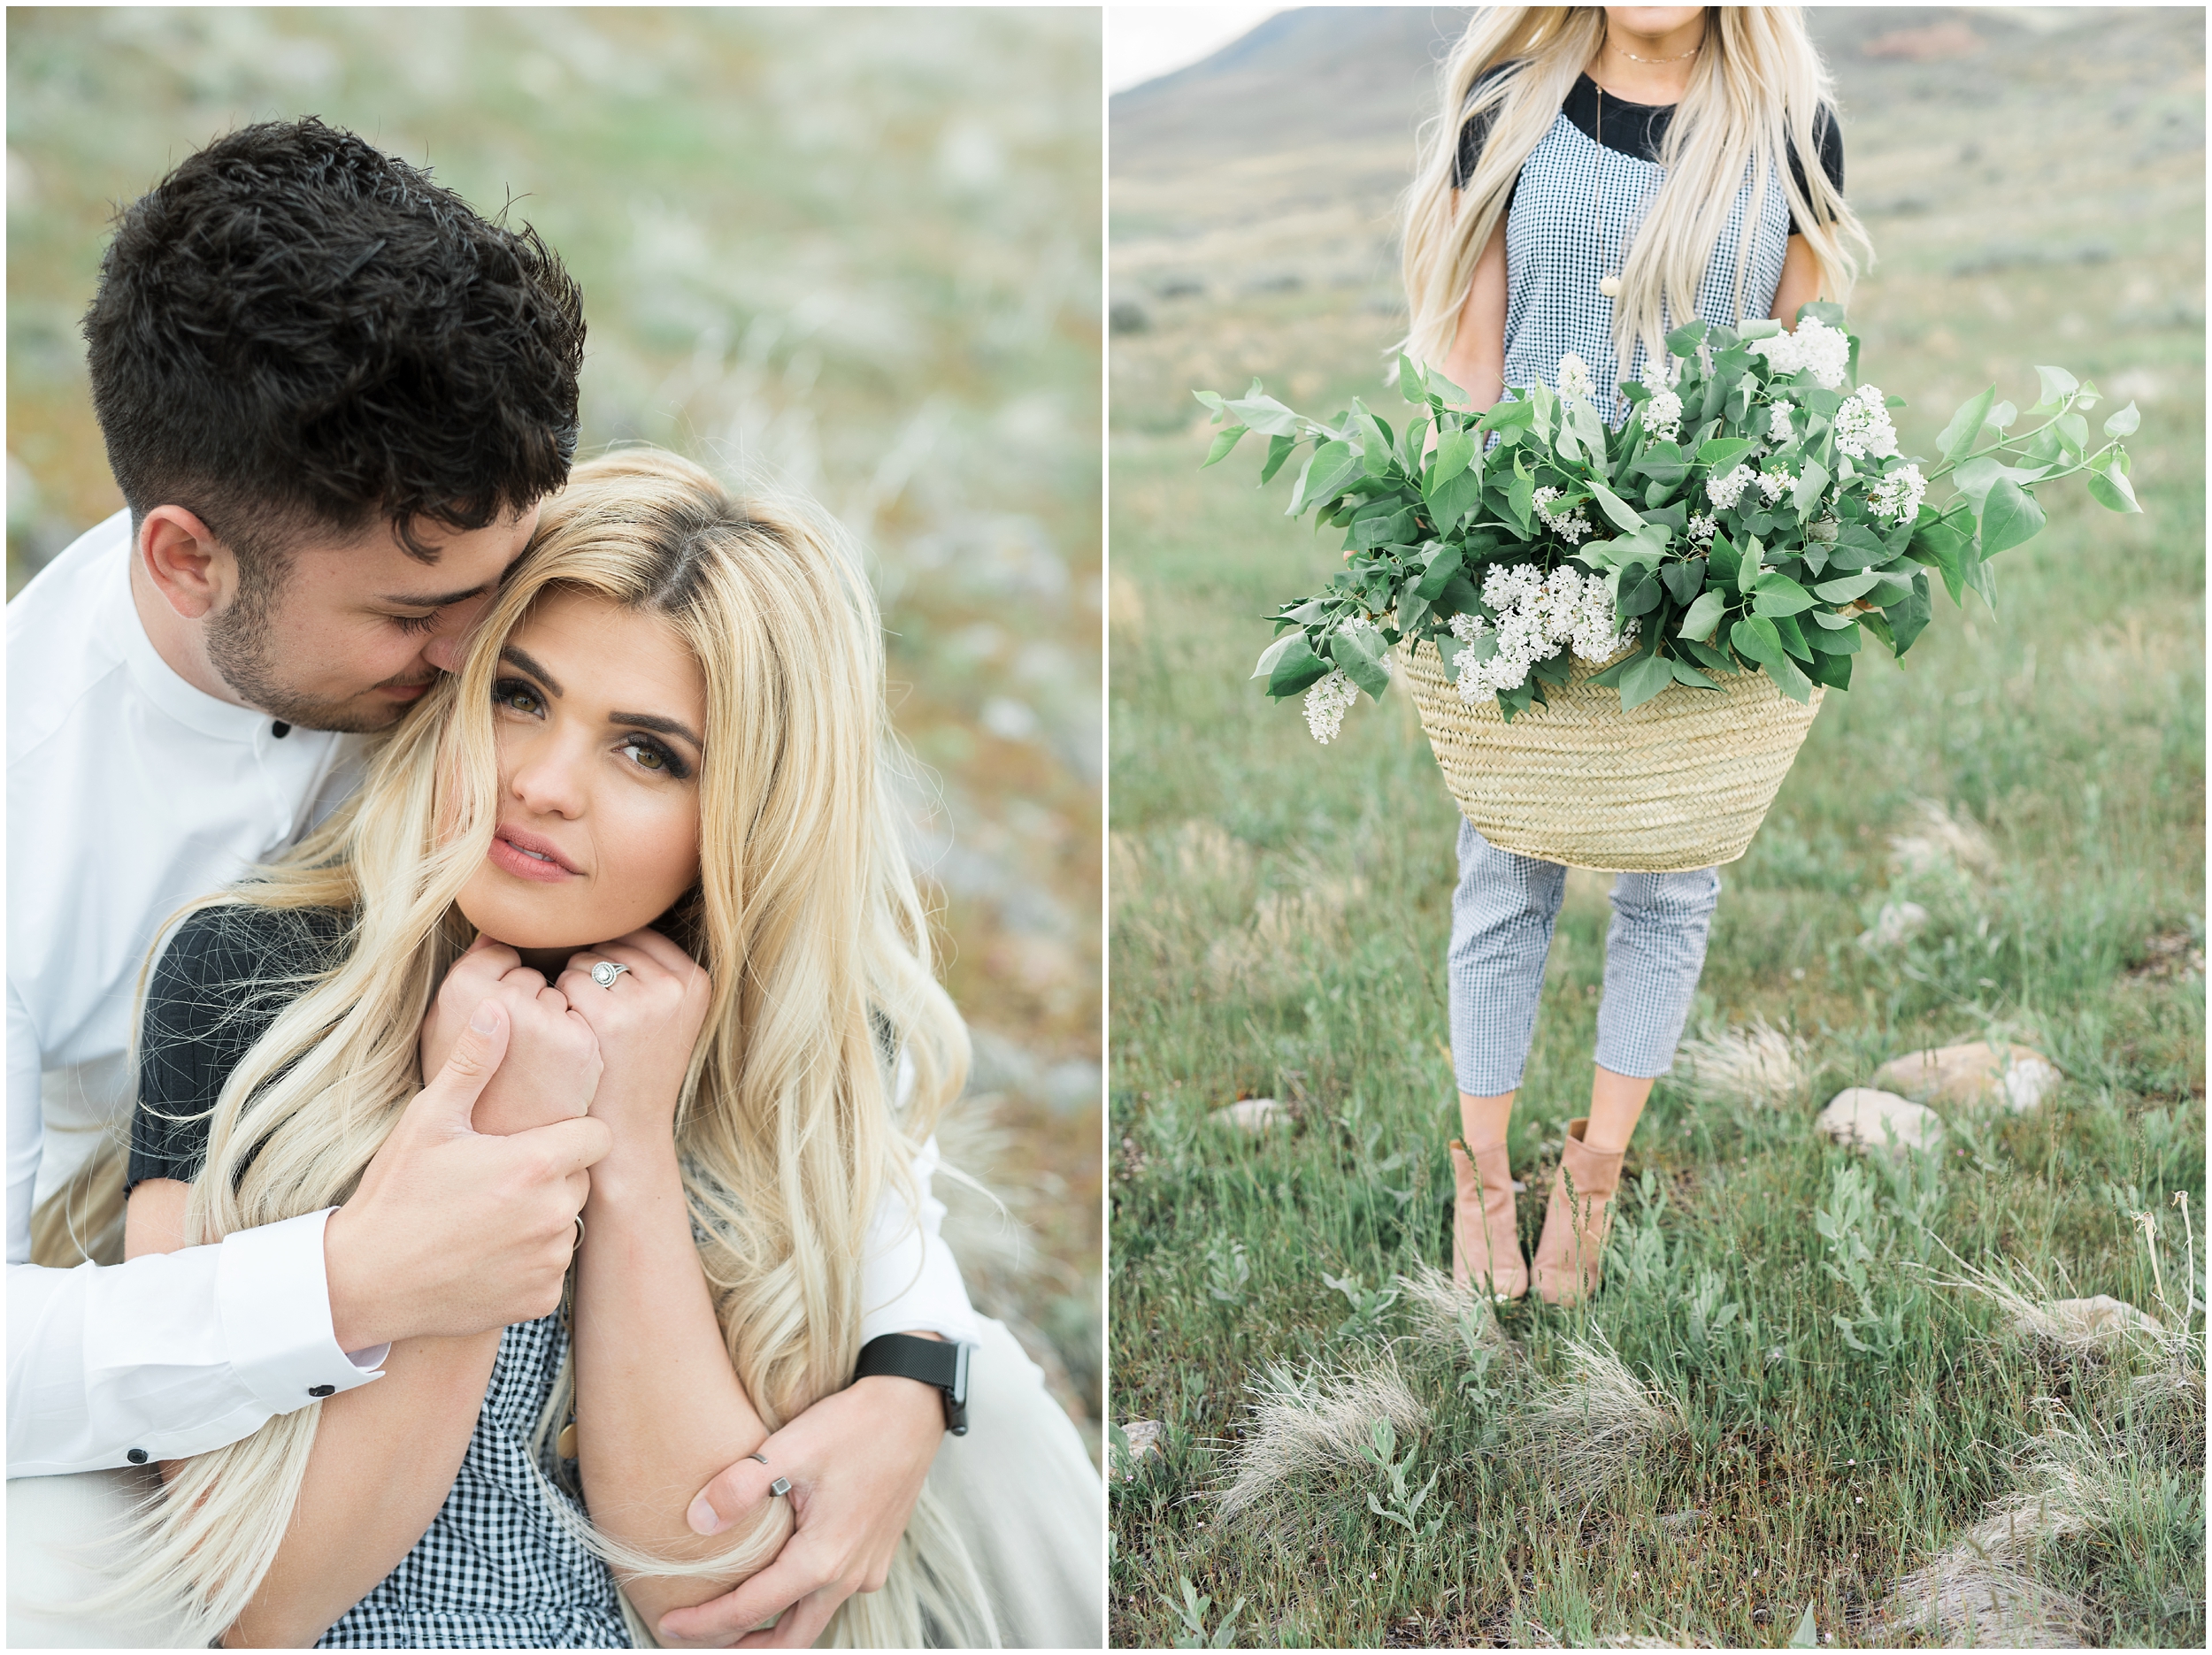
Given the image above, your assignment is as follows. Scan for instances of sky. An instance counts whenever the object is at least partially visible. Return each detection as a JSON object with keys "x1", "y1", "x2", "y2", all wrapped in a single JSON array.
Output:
[{"x1": 1104, "y1": 5, "x2": 1285, "y2": 94}]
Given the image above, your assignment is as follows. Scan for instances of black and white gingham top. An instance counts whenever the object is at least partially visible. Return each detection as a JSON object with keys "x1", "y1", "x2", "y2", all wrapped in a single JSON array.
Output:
[{"x1": 131, "y1": 907, "x2": 631, "y2": 1649}]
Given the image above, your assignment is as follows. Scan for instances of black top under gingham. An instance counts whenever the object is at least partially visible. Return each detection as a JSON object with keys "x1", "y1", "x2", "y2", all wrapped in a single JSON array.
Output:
[{"x1": 131, "y1": 906, "x2": 630, "y2": 1648}]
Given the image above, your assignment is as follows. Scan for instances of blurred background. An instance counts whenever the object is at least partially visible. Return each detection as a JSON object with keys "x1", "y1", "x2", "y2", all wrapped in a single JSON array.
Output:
[
  {"x1": 8, "y1": 7, "x2": 1102, "y2": 1456},
  {"x1": 1109, "y1": 5, "x2": 2202, "y2": 1644}
]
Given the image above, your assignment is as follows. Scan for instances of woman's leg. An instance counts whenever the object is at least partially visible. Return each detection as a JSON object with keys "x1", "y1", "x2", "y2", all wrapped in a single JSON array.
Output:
[
  {"x1": 1532, "y1": 866, "x2": 1721, "y2": 1303},
  {"x1": 1446, "y1": 823, "x2": 1567, "y2": 1297}
]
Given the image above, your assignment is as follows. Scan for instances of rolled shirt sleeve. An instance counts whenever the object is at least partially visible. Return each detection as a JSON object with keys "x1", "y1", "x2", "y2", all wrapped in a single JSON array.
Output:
[
  {"x1": 858, "y1": 1133, "x2": 980, "y2": 1348},
  {"x1": 8, "y1": 1209, "x2": 387, "y2": 1478}
]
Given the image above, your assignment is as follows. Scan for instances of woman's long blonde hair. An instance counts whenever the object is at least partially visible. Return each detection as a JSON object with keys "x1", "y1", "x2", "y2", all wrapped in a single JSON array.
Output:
[
  {"x1": 97, "y1": 448, "x2": 995, "y2": 1646},
  {"x1": 1400, "y1": 5, "x2": 1872, "y2": 379}
]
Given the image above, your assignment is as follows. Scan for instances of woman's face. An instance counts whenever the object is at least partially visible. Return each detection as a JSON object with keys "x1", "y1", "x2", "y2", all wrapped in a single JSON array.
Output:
[
  {"x1": 1606, "y1": 7, "x2": 1704, "y2": 42},
  {"x1": 455, "y1": 588, "x2": 707, "y2": 953}
]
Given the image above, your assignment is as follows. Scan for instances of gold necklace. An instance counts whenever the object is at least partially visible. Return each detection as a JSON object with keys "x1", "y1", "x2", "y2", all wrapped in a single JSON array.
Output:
[{"x1": 1608, "y1": 37, "x2": 1701, "y2": 65}]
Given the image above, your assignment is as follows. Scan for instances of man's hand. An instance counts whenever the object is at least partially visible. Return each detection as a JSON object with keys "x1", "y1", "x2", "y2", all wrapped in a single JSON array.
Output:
[
  {"x1": 420, "y1": 933, "x2": 601, "y2": 1137},
  {"x1": 654, "y1": 1360, "x2": 949, "y2": 1649},
  {"x1": 326, "y1": 997, "x2": 612, "y2": 1351}
]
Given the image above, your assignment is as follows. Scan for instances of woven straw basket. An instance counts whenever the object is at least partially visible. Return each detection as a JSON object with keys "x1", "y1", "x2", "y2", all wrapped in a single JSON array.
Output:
[{"x1": 1396, "y1": 641, "x2": 1824, "y2": 872}]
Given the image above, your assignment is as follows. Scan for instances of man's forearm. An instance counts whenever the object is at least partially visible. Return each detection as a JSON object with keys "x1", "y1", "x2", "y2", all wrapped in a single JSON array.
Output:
[{"x1": 8, "y1": 1213, "x2": 386, "y2": 1479}]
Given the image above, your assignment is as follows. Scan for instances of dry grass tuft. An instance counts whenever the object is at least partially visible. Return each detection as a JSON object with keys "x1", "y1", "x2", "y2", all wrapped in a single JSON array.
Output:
[
  {"x1": 1521, "y1": 1327, "x2": 1682, "y2": 1506},
  {"x1": 1216, "y1": 1355, "x2": 1428, "y2": 1524},
  {"x1": 1889, "y1": 796, "x2": 2001, "y2": 880},
  {"x1": 1874, "y1": 1552, "x2": 2093, "y2": 1648},
  {"x1": 1672, "y1": 1017, "x2": 1808, "y2": 1109},
  {"x1": 1394, "y1": 1260, "x2": 1506, "y2": 1359}
]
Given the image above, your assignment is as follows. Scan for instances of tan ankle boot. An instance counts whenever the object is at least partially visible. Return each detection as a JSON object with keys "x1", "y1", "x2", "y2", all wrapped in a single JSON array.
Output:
[
  {"x1": 1530, "y1": 1118, "x2": 1625, "y2": 1306},
  {"x1": 1449, "y1": 1139, "x2": 1527, "y2": 1302}
]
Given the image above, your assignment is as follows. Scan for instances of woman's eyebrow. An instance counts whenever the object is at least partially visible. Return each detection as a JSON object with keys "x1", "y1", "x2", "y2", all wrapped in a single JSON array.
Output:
[
  {"x1": 611, "y1": 710, "x2": 703, "y2": 751},
  {"x1": 498, "y1": 645, "x2": 564, "y2": 694}
]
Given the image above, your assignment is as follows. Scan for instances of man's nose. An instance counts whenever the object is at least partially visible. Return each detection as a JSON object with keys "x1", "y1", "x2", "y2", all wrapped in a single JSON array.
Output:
[{"x1": 421, "y1": 595, "x2": 493, "y2": 673}]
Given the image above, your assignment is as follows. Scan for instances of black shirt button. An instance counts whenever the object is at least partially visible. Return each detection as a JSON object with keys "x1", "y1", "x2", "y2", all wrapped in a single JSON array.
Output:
[
  {"x1": 308, "y1": 1383, "x2": 335, "y2": 1398},
  {"x1": 272, "y1": 721, "x2": 291, "y2": 739},
  {"x1": 126, "y1": 1448, "x2": 148, "y2": 1464}
]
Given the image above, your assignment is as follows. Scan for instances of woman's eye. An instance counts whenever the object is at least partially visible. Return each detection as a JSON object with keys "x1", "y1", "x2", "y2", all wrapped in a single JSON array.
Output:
[
  {"x1": 492, "y1": 678, "x2": 546, "y2": 717},
  {"x1": 619, "y1": 735, "x2": 689, "y2": 778}
]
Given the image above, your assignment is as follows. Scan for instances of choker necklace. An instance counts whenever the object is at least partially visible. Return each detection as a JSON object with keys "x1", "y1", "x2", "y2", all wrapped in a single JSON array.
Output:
[{"x1": 1608, "y1": 37, "x2": 1702, "y2": 65}]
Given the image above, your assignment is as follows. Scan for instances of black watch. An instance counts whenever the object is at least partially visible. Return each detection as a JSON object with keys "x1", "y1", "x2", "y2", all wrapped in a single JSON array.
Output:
[{"x1": 853, "y1": 1333, "x2": 970, "y2": 1436}]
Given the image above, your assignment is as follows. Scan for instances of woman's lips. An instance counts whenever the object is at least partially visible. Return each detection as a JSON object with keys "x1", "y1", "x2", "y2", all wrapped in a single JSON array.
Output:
[{"x1": 488, "y1": 830, "x2": 579, "y2": 883}]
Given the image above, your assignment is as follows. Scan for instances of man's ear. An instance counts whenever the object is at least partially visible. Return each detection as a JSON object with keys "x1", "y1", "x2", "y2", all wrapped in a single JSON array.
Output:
[{"x1": 139, "y1": 506, "x2": 236, "y2": 622}]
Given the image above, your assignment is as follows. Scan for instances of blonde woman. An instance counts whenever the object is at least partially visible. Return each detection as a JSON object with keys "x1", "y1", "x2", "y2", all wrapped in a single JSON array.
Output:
[
  {"x1": 110, "y1": 448, "x2": 1098, "y2": 1647},
  {"x1": 1399, "y1": 7, "x2": 1870, "y2": 1305}
]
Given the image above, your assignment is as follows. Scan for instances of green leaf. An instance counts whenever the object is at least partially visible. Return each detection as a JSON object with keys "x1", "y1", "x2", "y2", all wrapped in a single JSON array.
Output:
[
  {"x1": 1790, "y1": 1601, "x2": 1818, "y2": 1649},
  {"x1": 1767, "y1": 647, "x2": 1815, "y2": 703},
  {"x1": 1806, "y1": 647, "x2": 1855, "y2": 690},
  {"x1": 1619, "y1": 565, "x2": 1663, "y2": 617},
  {"x1": 1937, "y1": 387, "x2": 1995, "y2": 466},
  {"x1": 1586, "y1": 654, "x2": 1637, "y2": 689},
  {"x1": 1736, "y1": 536, "x2": 1764, "y2": 596},
  {"x1": 1258, "y1": 433, "x2": 1296, "y2": 485},
  {"x1": 1659, "y1": 560, "x2": 1704, "y2": 604},
  {"x1": 1807, "y1": 616, "x2": 1860, "y2": 654},
  {"x1": 1251, "y1": 631, "x2": 1300, "y2": 679},
  {"x1": 1225, "y1": 392, "x2": 1302, "y2": 436},
  {"x1": 1665, "y1": 318, "x2": 1709, "y2": 356},
  {"x1": 1705, "y1": 535, "x2": 1741, "y2": 587},
  {"x1": 2055, "y1": 413, "x2": 2088, "y2": 457},
  {"x1": 1773, "y1": 611, "x2": 1815, "y2": 663},
  {"x1": 1885, "y1": 571, "x2": 1934, "y2": 657},
  {"x1": 1414, "y1": 543, "x2": 1464, "y2": 600},
  {"x1": 1425, "y1": 464, "x2": 1486, "y2": 536},
  {"x1": 1695, "y1": 435, "x2": 1760, "y2": 472},
  {"x1": 1586, "y1": 478, "x2": 1647, "y2": 535},
  {"x1": 1812, "y1": 571, "x2": 1881, "y2": 604},
  {"x1": 1678, "y1": 588, "x2": 1727, "y2": 642},
  {"x1": 1731, "y1": 615, "x2": 1786, "y2": 668},
  {"x1": 1478, "y1": 395, "x2": 1534, "y2": 433},
  {"x1": 2087, "y1": 464, "x2": 2141, "y2": 513},
  {"x1": 1266, "y1": 637, "x2": 1330, "y2": 699},
  {"x1": 1952, "y1": 455, "x2": 2052, "y2": 507},
  {"x1": 1396, "y1": 354, "x2": 1427, "y2": 402},
  {"x1": 1294, "y1": 441, "x2": 1363, "y2": 515},
  {"x1": 2033, "y1": 364, "x2": 2080, "y2": 407},
  {"x1": 1680, "y1": 636, "x2": 1736, "y2": 675},
  {"x1": 1669, "y1": 658, "x2": 1721, "y2": 690},
  {"x1": 1618, "y1": 652, "x2": 1677, "y2": 710},
  {"x1": 2102, "y1": 400, "x2": 2140, "y2": 439},
  {"x1": 1978, "y1": 477, "x2": 2047, "y2": 557},
  {"x1": 1329, "y1": 625, "x2": 1392, "y2": 699},
  {"x1": 1202, "y1": 425, "x2": 1249, "y2": 468},
  {"x1": 1753, "y1": 572, "x2": 1816, "y2": 617},
  {"x1": 1791, "y1": 458, "x2": 1830, "y2": 517},
  {"x1": 1430, "y1": 428, "x2": 1475, "y2": 487},
  {"x1": 1988, "y1": 400, "x2": 2016, "y2": 432}
]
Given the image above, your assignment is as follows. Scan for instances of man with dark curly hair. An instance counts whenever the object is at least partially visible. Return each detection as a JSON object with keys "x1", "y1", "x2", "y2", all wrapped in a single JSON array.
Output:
[{"x1": 7, "y1": 119, "x2": 601, "y2": 1503}]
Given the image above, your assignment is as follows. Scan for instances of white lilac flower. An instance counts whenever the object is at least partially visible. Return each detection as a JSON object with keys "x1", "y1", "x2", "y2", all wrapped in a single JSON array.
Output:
[
  {"x1": 1532, "y1": 487, "x2": 1594, "y2": 545},
  {"x1": 1555, "y1": 352, "x2": 1597, "y2": 403},
  {"x1": 1451, "y1": 564, "x2": 1633, "y2": 703},
  {"x1": 1686, "y1": 510, "x2": 1720, "y2": 546},
  {"x1": 1638, "y1": 356, "x2": 1674, "y2": 391},
  {"x1": 1768, "y1": 401, "x2": 1796, "y2": 443},
  {"x1": 1303, "y1": 670, "x2": 1359, "y2": 743},
  {"x1": 1706, "y1": 464, "x2": 1755, "y2": 510},
  {"x1": 1448, "y1": 610, "x2": 1489, "y2": 644},
  {"x1": 1869, "y1": 463, "x2": 1928, "y2": 525},
  {"x1": 1832, "y1": 384, "x2": 1901, "y2": 460},
  {"x1": 1758, "y1": 465, "x2": 1796, "y2": 504},
  {"x1": 1750, "y1": 316, "x2": 1852, "y2": 389},
  {"x1": 1644, "y1": 389, "x2": 1684, "y2": 442}
]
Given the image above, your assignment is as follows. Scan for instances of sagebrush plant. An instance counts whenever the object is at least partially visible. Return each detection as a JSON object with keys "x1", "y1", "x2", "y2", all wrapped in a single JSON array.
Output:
[{"x1": 1199, "y1": 304, "x2": 2144, "y2": 738}]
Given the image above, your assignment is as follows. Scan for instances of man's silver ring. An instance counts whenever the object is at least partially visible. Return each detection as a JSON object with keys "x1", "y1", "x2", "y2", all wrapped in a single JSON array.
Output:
[
  {"x1": 591, "y1": 962, "x2": 630, "y2": 990},
  {"x1": 747, "y1": 1452, "x2": 769, "y2": 1466},
  {"x1": 768, "y1": 1476, "x2": 792, "y2": 1498}
]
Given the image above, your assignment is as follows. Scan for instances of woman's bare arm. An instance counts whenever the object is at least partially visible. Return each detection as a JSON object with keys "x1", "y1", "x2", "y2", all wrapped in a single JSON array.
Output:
[
  {"x1": 127, "y1": 1177, "x2": 499, "y2": 1650},
  {"x1": 1770, "y1": 234, "x2": 1824, "y2": 328},
  {"x1": 1437, "y1": 215, "x2": 1509, "y2": 413}
]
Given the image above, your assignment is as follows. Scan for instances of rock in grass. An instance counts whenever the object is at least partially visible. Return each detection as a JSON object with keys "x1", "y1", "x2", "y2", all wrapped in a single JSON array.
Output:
[
  {"x1": 1215, "y1": 1097, "x2": 1289, "y2": 1132},
  {"x1": 1817, "y1": 1087, "x2": 1943, "y2": 1153},
  {"x1": 1871, "y1": 1041, "x2": 2062, "y2": 1113},
  {"x1": 2012, "y1": 1295, "x2": 2162, "y2": 1348},
  {"x1": 1115, "y1": 1419, "x2": 1164, "y2": 1477}
]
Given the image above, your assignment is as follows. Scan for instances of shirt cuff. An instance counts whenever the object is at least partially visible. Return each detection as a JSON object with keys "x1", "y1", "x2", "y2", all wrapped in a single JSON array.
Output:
[
  {"x1": 858, "y1": 1139, "x2": 979, "y2": 1347},
  {"x1": 217, "y1": 1209, "x2": 387, "y2": 1414}
]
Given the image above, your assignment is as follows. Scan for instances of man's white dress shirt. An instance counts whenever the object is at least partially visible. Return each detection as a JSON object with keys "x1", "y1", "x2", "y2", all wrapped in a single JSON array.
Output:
[{"x1": 8, "y1": 510, "x2": 974, "y2": 1478}]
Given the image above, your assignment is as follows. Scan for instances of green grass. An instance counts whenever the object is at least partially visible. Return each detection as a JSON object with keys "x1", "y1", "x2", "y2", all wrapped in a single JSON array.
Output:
[{"x1": 1108, "y1": 30, "x2": 2204, "y2": 1646}]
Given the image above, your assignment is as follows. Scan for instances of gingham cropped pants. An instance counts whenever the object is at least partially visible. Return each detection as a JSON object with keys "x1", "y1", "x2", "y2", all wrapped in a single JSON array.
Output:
[{"x1": 1448, "y1": 822, "x2": 1721, "y2": 1097}]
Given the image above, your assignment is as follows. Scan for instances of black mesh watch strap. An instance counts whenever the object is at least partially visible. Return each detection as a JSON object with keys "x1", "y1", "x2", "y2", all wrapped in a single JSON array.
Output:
[{"x1": 853, "y1": 1333, "x2": 970, "y2": 1435}]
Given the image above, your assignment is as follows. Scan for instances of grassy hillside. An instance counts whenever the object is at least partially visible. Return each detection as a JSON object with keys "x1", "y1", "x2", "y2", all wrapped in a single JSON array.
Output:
[{"x1": 1109, "y1": 7, "x2": 2203, "y2": 1644}]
